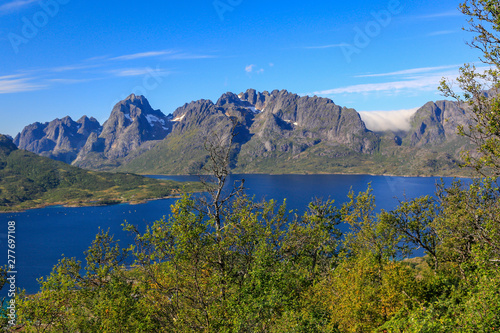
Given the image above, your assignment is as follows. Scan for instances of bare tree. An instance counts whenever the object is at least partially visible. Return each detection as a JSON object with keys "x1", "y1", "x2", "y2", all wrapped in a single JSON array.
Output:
[{"x1": 198, "y1": 118, "x2": 244, "y2": 237}]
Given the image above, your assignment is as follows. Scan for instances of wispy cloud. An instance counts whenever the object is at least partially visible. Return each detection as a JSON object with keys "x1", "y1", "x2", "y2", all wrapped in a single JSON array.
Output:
[
  {"x1": 0, "y1": 74, "x2": 44, "y2": 94},
  {"x1": 47, "y1": 78, "x2": 97, "y2": 84},
  {"x1": 0, "y1": 0, "x2": 37, "y2": 14},
  {"x1": 312, "y1": 65, "x2": 469, "y2": 96},
  {"x1": 165, "y1": 53, "x2": 217, "y2": 60},
  {"x1": 111, "y1": 67, "x2": 171, "y2": 77},
  {"x1": 303, "y1": 43, "x2": 349, "y2": 50},
  {"x1": 109, "y1": 50, "x2": 217, "y2": 62},
  {"x1": 111, "y1": 50, "x2": 175, "y2": 61},
  {"x1": 355, "y1": 65, "x2": 461, "y2": 78},
  {"x1": 0, "y1": 48, "x2": 214, "y2": 94},
  {"x1": 51, "y1": 63, "x2": 103, "y2": 73},
  {"x1": 314, "y1": 77, "x2": 444, "y2": 95},
  {"x1": 419, "y1": 9, "x2": 462, "y2": 19},
  {"x1": 313, "y1": 64, "x2": 492, "y2": 97},
  {"x1": 427, "y1": 30, "x2": 457, "y2": 36}
]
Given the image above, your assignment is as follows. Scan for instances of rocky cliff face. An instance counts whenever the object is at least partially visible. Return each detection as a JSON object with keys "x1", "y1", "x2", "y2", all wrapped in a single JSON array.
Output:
[
  {"x1": 120, "y1": 89, "x2": 380, "y2": 174},
  {"x1": 13, "y1": 116, "x2": 101, "y2": 163},
  {"x1": 72, "y1": 94, "x2": 172, "y2": 169},
  {"x1": 405, "y1": 100, "x2": 470, "y2": 147},
  {"x1": 118, "y1": 97, "x2": 240, "y2": 174},
  {"x1": 241, "y1": 89, "x2": 378, "y2": 152}
]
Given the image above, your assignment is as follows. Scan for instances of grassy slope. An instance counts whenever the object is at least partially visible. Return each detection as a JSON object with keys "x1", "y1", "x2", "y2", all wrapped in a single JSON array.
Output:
[
  {"x1": 0, "y1": 141, "x2": 202, "y2": 212},
  {"x1": 118, "y1": 127, "x2": 210, "y2": 175}
]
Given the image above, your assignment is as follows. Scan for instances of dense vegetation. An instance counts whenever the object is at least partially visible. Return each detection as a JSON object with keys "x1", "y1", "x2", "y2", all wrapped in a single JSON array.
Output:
[
  {"x1": 0, "y1": 135, "x2": 202, "y2": 212},
  {"x1": 2, "y1": 0, "x2": 500, "y2": 331},
  {"x1": 3, "y1": 175, "x2": 499, "y2": 332}
]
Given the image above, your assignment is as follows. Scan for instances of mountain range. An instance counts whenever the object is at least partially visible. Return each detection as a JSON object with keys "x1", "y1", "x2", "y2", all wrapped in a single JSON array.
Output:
[{"x1": 12, "y1": 89, "x2": 475, "y2": 177}]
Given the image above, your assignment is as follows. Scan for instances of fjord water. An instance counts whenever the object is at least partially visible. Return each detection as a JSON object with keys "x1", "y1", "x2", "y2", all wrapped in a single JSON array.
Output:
[{"x1": 0, "y1": 174, "x2": 461, "y2": 294}]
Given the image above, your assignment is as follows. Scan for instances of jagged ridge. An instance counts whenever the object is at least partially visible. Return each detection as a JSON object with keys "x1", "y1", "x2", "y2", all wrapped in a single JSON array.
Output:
[{"x1": 12, "y1": 89, "x2": 475, "y2": 176}]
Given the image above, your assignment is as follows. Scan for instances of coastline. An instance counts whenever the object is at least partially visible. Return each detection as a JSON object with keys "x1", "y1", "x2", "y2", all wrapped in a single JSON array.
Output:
[
  {"x1": 0, "y1": 194, "x2": 189, "y2": 214},
  {"x1": 142, "y1": 170, "x2": 475, "y2": 179}
]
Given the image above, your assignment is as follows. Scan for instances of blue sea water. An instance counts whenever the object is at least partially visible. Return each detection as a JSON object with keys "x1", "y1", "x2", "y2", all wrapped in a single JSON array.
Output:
[{"x1": 0, "y1": 174, "x2": 462, "y2": 295}]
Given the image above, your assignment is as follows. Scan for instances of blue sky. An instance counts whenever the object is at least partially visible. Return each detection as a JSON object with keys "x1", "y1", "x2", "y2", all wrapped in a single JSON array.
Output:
[{"x1": 0, "y1": 0, "x2": 482, "y2": 136}]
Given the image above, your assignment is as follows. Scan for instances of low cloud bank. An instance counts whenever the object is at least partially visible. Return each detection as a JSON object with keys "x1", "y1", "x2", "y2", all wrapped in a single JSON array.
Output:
[{"x1": 358, "y1": 108, "x2": 419, "y2": 132}]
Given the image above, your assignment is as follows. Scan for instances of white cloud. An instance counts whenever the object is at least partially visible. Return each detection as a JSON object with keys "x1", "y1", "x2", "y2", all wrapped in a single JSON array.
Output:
[
  {"x1": 166, "y1": 53, "x2": 216, "y2": 60},
  {"x1": 427, "y1": 30, "x2": 457, "y2": 36},
  {"x1": 0, "y1": 74, "x2": 44, "y2": 94},
  {"x1": 355, "y1": 65, "x2": 461, "y2": 78},
  {"x1": 111, "y1": 67, "x2": 170, "y2": 77},
  {"x1": 313, "y1": 75, "x2": 447, "y2": 95},
  {"x1": 51, "y1": 64, "x2": 102, "y2": 73},
  {"x1": 245, "y1": 64, "x2": 265, "y2": 74},
  {"x1": 359, "y1": 108, "x2": 419, "y2": 132},
  {"x1": 110, "y1": 50, "x2": 216, "y2": 62},
  {"x1": 0, "y1": 0, "x2": 37, "y2": 14},
  {"x1": 0, "y1": 47, "x2": 209, "y2": 94},
  {"x1": 48, "y1": 78, "x2": 96, "y2": 84},
  {"x1": 245, "y1": 64, "x2": 256, "y2": 73},
  {"x1": 419, "y1": 10, "x2": 462, "y2": 19},
  {"x1": 303, "y1": 43, "x2": 349, "y2": 49},
  {"x1": 111, "y1": 50, "x2": 174, "y2": 61},
  {"x1": 311, "y1": 65, "x2": 488, "y2": 97}
]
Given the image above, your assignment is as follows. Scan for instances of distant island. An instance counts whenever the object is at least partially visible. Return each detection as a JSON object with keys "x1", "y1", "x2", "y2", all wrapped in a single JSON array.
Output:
[
  {"x1": 13, "y1": 90, "x2": 475, "y2": 177},
  {"x1": 0, "y1": 135, "x2": 202, "y2": 213}
]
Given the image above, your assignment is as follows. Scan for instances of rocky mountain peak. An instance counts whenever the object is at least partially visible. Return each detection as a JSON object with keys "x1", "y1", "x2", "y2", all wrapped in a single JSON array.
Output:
[
  {"x1": 74, "y1": 94, "x2": 172, "y2": 165},
  {"x1": 76, "y1": 116, "x2": 102, "y2": 136},
  {"x1": 124, "y1": 93, "x2": 146, "y2": 104},
  {"x1": 406, "y1": 100, "x2": 470, "y2": 147},
  {"x1": 111, "y1": 94, "x2": 157, "y2": 119},
  {"x1": 13, "y1": 116, "x2": 101, "y2": 164},
  {"x1": 217, "y1": 92, "x2": 244, "y2": 106},
  {"x1": 237, "y1": 89, "x2": 272, "y2": 110},
  {"x1": 172, "y1": 99, "x2": 216, "y2": 119}
]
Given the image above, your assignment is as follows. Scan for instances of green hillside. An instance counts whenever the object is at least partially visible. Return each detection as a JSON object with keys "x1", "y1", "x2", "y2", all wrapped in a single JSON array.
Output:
[
  {"x1": 120, "y1": 133, "x2": 476, "y2": 177},
  {"x1": 0, "y1": 135, "x2": 201, "y2": 212}
]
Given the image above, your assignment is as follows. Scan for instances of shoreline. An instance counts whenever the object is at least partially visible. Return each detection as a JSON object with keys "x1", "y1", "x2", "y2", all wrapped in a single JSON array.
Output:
[
  {"x1": 144, "y1": 171, "x2": 475, "y2": 179},
  {"x1": 0, "y1": 194, "x2": 188, "y2": 214}
]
